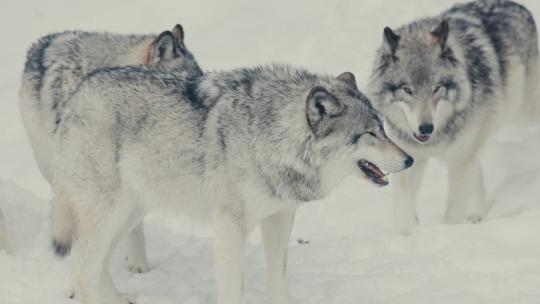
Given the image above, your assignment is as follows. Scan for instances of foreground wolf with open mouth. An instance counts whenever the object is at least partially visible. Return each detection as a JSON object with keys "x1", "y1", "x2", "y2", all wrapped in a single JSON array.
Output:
[
  {"x1": 52, "y1": 64, "x2": 412, "y2": 304},
  {"x1": 19, "y1": 24, "x2": 202, "y2": 271},
  {"x1": 369, "y1": 0, "x2": 539, "y2": 232}
]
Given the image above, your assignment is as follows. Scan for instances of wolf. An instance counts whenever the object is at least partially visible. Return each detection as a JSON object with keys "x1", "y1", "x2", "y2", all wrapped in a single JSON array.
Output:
[
  {"x1": 368, "y1": 0, "x2": 539, "y2": 232},
  {"x1": 51, "y1": 64, "x2": 413, "y2": 304},
  {"x1": 19, "y1": 24, "x2": 203, "y2": 272}
]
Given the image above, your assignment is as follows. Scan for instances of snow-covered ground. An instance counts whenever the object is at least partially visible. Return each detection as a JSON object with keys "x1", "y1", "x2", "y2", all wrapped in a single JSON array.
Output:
[{"x1": 1, "y1": 0, "x2": 540, "y2": 303}]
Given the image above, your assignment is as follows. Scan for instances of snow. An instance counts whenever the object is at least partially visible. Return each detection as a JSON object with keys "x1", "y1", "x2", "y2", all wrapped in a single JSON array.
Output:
[{"x1": 1, "y1": 0, "x2": 540, "y2": 303}]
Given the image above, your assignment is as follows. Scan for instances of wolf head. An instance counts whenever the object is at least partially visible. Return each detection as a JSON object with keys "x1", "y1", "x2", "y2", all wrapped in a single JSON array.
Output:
[
  {"x1": 145, "y1": 24, "x2": 203, "y2": 76},
  {"x1": 307, "y1": 72, "x2": 413, "y2": 187},
  {"x1": 369, "y1": 20, "x2": 470, "y2": 144}
]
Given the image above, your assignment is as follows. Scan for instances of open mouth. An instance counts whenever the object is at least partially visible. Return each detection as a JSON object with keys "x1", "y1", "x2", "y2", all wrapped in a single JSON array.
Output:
[
  {"x1": 358, "y1": 160, "x2": 389, "y2": 186},
  {"x1": 414, "y1": 133, "x2": 431, "y2": 143}
]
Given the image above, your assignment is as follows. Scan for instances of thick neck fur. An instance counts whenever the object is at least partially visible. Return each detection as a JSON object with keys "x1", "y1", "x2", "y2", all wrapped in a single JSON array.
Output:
[{"x1": 196, "y1": 65, "x2": 345, "y2": 202}]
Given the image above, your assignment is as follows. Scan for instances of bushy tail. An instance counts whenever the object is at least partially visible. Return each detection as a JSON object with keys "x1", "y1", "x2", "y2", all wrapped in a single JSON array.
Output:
[{"x1": 50, "y1": 194, "x2": 75, "y2": 257}]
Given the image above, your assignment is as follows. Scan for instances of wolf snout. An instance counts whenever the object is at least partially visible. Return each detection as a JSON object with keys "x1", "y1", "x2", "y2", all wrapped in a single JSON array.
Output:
[
  {"x1": 418, "y1": 123, "x2": 434, "y2": 135},
  {"x1": 414, "y1": 123, "x2": 434, "y2": 143}
]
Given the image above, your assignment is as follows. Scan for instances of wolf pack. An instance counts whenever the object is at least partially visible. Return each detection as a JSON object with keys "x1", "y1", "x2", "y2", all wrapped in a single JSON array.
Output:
[{"x1": 0, "y1": 0, "x2": 538, "y2": 303}]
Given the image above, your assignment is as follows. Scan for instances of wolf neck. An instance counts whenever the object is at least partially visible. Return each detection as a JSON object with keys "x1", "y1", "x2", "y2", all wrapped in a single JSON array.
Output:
[{"x1": 114, "y1": 37, "x2": 154, "y2": 67}]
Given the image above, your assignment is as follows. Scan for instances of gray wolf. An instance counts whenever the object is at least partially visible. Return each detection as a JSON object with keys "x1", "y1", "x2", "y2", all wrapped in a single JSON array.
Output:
[
  {"x1": 51, "y1": 65, "x2": 413, "y2": 304},
  {"x1": 368, "y1": 0, "x2": 539, "y2": 232},
  {"x1": 19, "y1": 24, "x2": 202, "y2": 272}
]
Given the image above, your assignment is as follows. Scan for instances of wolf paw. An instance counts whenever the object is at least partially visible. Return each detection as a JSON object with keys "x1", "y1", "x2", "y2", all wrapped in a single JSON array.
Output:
[
  {"x1": 394, "y1": 215, "x2": 419, "y2": 236},
  {"x1": 120, "y1": 293, "x2": 137, "y2": 304},
  {"x1": 127, "y1": 263, "x2": 150, "y2": 274},
  {"x1": 65, "y1": 289, "x2": 76, "y2": 299},
  {"x1": 126, "y1": 255, "x2": 150, "y2": 274},
  {"x1": 127, "y1": 261, "x2": 150, "y2": 274},
  {"x1": 467, "y1": 214, "x2": 483, "y2": 224}
]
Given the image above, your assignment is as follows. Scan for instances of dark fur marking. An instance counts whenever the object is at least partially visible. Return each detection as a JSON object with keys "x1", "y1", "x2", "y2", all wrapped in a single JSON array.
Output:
[{"x1": 52, "y1": 239, "x2": 71, "y2": 257}]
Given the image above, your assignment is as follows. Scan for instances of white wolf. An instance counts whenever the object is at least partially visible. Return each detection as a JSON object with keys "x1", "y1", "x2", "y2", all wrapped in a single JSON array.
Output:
[
  {"x1": 19, "y1": 24, "x2": 202, "y2": 271},
  {"x1": 368, "y1": 0, "x2": 539, "y2": 232},
  {"x1": 52, "y1": 65, "x2": 413, "y2": 304}
]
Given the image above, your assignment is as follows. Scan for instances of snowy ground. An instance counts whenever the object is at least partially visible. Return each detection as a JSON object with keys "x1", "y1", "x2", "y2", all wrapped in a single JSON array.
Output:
[{"x1": 1, "y1": 0, "x2": 540, "y2": 303}]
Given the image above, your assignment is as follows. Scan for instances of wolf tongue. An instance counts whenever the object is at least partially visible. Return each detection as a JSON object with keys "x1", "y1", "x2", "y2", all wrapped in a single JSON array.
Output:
[{"x1": 366, "y1": 162, "x2": 384, "y2": 177}]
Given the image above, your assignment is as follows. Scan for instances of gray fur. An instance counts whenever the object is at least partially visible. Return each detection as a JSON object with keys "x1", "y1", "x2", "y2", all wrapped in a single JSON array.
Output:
[
  {"x1": 19, "y1": 26, "x2": 202, "y2": 271},
  {"x1": 52, "y1": 64, "x2": 411, "y2": 304},
  {"x1": 368, "y1": 0, "x2": 539, "y2": 231}
]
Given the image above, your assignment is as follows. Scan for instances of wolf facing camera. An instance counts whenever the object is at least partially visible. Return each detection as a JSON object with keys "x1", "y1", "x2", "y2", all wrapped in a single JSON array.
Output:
[{"x1": 369, "y1": 0, "x2": 539, "y2": 232}]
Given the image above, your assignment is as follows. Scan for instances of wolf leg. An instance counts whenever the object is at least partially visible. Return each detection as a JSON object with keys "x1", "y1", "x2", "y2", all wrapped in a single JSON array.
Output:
[
  {"x1": 214, "y1": 208, "x2": 246, "y2": 304},
  {"x1": 70, "y1": 200, "x2": 141, "y2": 304},
  {"x1": 392, "y1": 158, "x2": 428, "y2": 234},
  {"x1": 523, "y1": 55, "x2": 540, "y2": 124},
  {"x1": 0, "y1": 208, "x2": 8, "y2": 251},
  {"x1": 445, "y1": 156, "x2": 485, "y2": 224},
  {"x1": 126, "y1": 222, "x2": 150, "y2": 273},
  {"x1": 261, "y1": 208, "x2": 295, "y2": 304},
  {"x1": 50, "y1": 191, "x2": 75, "y2": 256}
]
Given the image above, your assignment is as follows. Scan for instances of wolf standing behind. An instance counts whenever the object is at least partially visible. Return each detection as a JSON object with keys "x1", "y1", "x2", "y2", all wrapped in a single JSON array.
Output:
[
  {"x1": 369, "y1": 0, "x2": 539, "y2": 232},
  {"x1": 52, "y1": 64, "x2": 412, "y2": 304},
  {"x1": 19, "y1": 24, "x2": 202, "y2": 271}
]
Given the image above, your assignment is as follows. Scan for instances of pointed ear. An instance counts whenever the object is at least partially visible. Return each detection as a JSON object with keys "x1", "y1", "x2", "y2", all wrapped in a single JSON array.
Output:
[
  {"x1": 431, "y1": 21, "x2": 449, "y2": 50},
  {"x1": 147, "y1": 31, "x2": 177, "y2": 65},
  {"x1": 383, "y1": 27, "x2": 400, "y2": 54},
  {"x1": 337, "y1": 72, "x2": 358, "y2": 90},
  {"x1": 306, "y1": 87, "x2": 345, "y2": 137},
  {"x1": 171, "y1": 24, "x2": 186, "y2": 52}
]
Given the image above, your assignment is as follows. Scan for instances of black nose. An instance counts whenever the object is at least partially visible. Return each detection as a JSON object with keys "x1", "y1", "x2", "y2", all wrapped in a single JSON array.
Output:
[
  {"x1": 404, "y1": 155, "x2": 414, "y2": 168},
  {"x1": 418, "y1": 123, "x2": 434, "y2": 135}
]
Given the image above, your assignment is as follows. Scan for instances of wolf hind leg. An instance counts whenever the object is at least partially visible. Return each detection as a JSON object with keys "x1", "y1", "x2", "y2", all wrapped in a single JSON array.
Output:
[
  {"x1": 261, "y1": 208, "x2": 295, "y2": 304},
  {"x1": 50, "y1": 191, "x2": 75, "y2": 257},
  {"x1": 445, "y1": 155, "x2": 485, "y2": 224},
  {"x1": 126, "y1": 222, "x2": 150, "y2": 274},
  {"x1": 70, "y1": 198, "x2": 143, "y2": 304}
]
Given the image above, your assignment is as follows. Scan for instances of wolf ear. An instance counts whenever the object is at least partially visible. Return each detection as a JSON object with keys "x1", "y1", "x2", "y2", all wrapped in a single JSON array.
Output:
[
  {"x1": 147, "y1": 31, "x2": 177, "y2": 65},
  {"x1": 337, "y1": 72, "x2": 358, "y2": 90},
  {"x1": 171, "y1": 24, "x2": 186, "y2": 53},
  {"x1": 431, "y1": 21, "x2": 449, "y2": 50},
  {"x1": 383, "y1": 27, "x2": 400, "y2": 54},
  {"x1": 306, "y1": 87, "x2": 345, "y2": 137}
]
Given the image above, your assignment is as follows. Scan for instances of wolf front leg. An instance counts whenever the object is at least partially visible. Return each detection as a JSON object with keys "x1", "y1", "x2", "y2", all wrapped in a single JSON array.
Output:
[
  {"x1": 392, "y1": 158, "x2": 428, "y2": 234},
  {"x1": 214, "y1": 208, "x2": 247, "y2": 304},
  {"x1": 445, "y1": 155, "x2": 485, "y2": 224},
  {"x1": 261, "y1": 208, "x2": 295, "y2": 304},
  {"x1": 126, "y1": 222, "x2": 150, "y2": 273}
]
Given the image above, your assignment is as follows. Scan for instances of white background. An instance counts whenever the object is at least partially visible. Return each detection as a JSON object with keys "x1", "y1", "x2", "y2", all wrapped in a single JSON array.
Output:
[{"x1": 0, "y1": 0, "x2": 540, "y2": 303}]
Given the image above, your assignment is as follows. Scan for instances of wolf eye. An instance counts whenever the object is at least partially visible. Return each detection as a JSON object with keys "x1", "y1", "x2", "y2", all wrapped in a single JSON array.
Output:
[
  {"x1": 352, "y1": 132, "x2": 376, "y2": 144},
  {"x1": 433, "y1": 86, "x2": 442, "y2": 94},
  {"x1": 351, "y1": 134, "x2": 362, "y2": 144},
  {"x1": 402, "y1": 87, "x2": 413, "y2": 95}
]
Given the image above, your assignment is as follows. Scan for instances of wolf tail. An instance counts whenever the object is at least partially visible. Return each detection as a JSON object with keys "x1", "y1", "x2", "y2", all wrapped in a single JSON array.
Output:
[{"x1": 50, "y1": 194, "x2": 76, "y2": 257}]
